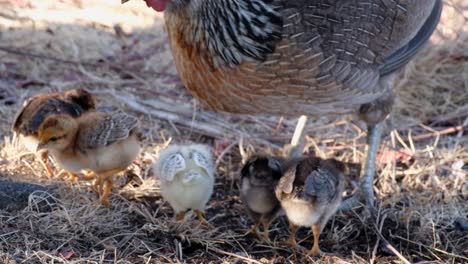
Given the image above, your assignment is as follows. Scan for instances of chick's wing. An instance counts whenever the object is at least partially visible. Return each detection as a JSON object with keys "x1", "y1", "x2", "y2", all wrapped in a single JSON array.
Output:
[
  {"x1": 304, "y1": 168, "x2": 339, "y2": 205},
  {"x1": 78, "y1": 112, "x2": 139, "y2": 150}
]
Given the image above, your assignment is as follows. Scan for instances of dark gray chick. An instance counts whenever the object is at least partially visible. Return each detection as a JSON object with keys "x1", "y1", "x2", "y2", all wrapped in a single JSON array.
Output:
[{"x1": 240, "y1": 155, "x2": 284, "y2": 242}]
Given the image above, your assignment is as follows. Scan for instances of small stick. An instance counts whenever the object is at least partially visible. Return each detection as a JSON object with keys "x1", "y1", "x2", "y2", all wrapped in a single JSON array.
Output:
[
  {"x1": 0, "y1": 45, "x2": 174, "y2": 77},
  {"x1": 207, "y1": 247, "x2": 262, "y2": 264},
  {"x1": 288, "y1": 115, "x2": 308, "y2": 158},
  {"x1": 238, "y1": 137, "x2": 247, "y2": 164},
  {"x1": 370, "y1": 211, "x2": 386, "y2": 264},
  {"x1": 411, "y1": 125, "x2": 467, "y2": 141},
  {"x1": 215, "y1": 141, "x2": 237, "y2": 167},
  {"x1": 370, "y1": 216, "x2": 411, "y2": 264}
]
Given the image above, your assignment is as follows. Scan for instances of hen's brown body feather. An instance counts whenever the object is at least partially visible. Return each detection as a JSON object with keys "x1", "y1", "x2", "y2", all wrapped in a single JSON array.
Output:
[{"x1": 165, "y1": 0, "x2": 441, "y2": 116}]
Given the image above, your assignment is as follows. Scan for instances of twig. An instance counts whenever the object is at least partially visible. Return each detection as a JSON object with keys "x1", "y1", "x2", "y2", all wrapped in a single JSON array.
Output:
[
  {"x1": 390, "y1": 234, "x2": 468, "y2": 261},
  {"x1": 430, "y1": 107, "x2": 468, "y2": 125},
  {"x1": 0, "y1": 45, "x2": 176, "y2": 78},
  {"x1": 238, "y1": 137, "x2": 248, "y2": 164},
  {"x1": 370, "y1": 215, "x2": 411, "y2": 264},
  {"x1": 370, "y1": 210, "x2": 387, "y2": 264},
  {"x1": 215, "y1": 141, "x2": 237, "y2": 167},
  {"x1": 113, "y1": 93, "x2": 282, "y2": 149},
  {"x1": 207, "y1": 247, "x2": 262, "y2": 264},
  {"x1": 288, "y1": 115, "x2": 308, "y2": 158},
  {"x1": 410, "y1": 125, "x2": 467, "y2": 141},
  {"x1": 351, "y1": 209, "x2": 411, "y2": 264},
  {"x1": 0, "y1": 45, "x2": 102, "y2": 67}
]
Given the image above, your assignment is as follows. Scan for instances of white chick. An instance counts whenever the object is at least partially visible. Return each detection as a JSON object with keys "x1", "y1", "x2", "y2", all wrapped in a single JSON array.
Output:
[{"x1": 153, "y1": 144, "x2": 215, "y2": 225}]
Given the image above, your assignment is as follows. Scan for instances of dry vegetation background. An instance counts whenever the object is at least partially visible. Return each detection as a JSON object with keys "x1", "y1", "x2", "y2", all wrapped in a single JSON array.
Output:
[{"x1": 0, "y1": 0, "x2": 467, "y2": 263}]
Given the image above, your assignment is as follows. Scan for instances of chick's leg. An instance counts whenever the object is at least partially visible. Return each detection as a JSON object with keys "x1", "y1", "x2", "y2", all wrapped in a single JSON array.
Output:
[
  {"x1": 94, "y1": 168, "x2": 122, "y2": 206},
  {"x1": 81, "y1": 171, "x2": 97, "y2": 181},
  {"x1": 39, "y1": 151, "x2": 54, "y2": 178},
  {"x1": 56, "y1": 169, "x2": 80, "y2": 181},
  {"x1": 283, "y1": 223, "x2": 299, "y2": 248},
  {"x1": 194, "y1": 209, "x2": 213, "y2": 227},
  {"x1": 175, "y1": 211, "x2": 185, "y2": 222},
  {"x1": 101, "y1": 178, "x2": 113, "y2": 206},
  {"x1": 260, "y1": 218, "x2": 271, "y2": 242},
  {"x1": 309, "y1": 224, "x2": 323, "y2": 256},
  {"x1": 244, "y1": 222, "x2": 260, "y2": 237}
]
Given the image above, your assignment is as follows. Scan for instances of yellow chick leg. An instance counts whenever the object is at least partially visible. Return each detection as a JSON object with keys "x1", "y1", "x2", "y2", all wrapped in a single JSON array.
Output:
[
  {"x1": 94, "y1": 168, "x2": 122, "y2": 206},
  {"x1": 175, "y1": 211, "x2": 185, "y2": 222},
  {"x1": 56, "y1": 169, "x2": 80, "y2": 181},
  {"x1": 260, "y1": 218, "x2": 272, "y2": 242},
  {"x1": 309, "y1": 224, "x2": 323, "y2": 256},
  {"x1": 243, "y1": 222, "x2": 260, "y2": 237},
  {"x1": 39, "y1": 151, "x2": 54, "y2": 178},
  {"x1": 93, "y1": 175, "x2": 103, "y2": 197},
  {"x1": 100, "y1": 178, "x2": 113, "y2": 207},
  {"x1": 282, "y1": 223, "x2": 299, "y2": 248},
  {"x1": 81, "y1": 171, "x2": 96, "y2": 181},
  {"x1": 194, "y1": 209, "x2": 213, "y2": 227}
]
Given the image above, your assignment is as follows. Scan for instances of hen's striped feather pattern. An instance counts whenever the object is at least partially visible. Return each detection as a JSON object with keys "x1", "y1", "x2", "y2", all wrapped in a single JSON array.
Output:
[{"x1": 165, "y1": 0, "x2": 441, "y2": 116}]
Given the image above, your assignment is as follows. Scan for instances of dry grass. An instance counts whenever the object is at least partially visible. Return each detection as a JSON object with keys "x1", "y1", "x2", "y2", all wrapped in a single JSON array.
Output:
[{"x1": 0, "y1": 0, "x2": 467, "y2": 263}]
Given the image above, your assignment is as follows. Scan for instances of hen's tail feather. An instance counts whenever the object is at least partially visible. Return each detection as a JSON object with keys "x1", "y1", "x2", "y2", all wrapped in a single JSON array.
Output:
[{"x1": 380, "y1": 0, "x2": 443, "y2": 76}]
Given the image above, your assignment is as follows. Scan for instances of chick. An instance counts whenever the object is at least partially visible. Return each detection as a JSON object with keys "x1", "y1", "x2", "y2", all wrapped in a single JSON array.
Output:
[
  {"x1": 12, "y1": 88, "x2": 96, "y2": 178},
  {"x1": 153, "y1": 144, "x2": 214, "y2": 225},
  {"x1": 240, "y1": 155, "x2": 284, "y2": 241},
  {"x1": 36, "y1": 112, "x2": 141, "y2": 206},
  {"x1": 275, "y1": 156, "x2": 345, "y2": 256}
]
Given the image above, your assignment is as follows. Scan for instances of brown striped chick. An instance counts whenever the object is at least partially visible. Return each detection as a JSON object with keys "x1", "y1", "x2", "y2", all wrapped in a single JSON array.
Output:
[
  {"x1": 36, "y1": 112, "x2": 141, "y2": 206},
  {"x1": 240, "y1": 155, "x2": 284, "y2": 242},
  {"x1": 153, "y1": 144, "x2": 214, "y2": 226},
  {"x1": 11, "y1": 88, "x2": 96, "y2": 179},
  {"x1": 275, "y1": 156, "x2": 345, "y2": 256}
]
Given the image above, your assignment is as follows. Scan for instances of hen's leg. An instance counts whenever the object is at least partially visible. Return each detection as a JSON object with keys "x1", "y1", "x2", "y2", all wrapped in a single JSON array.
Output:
[
  {"x1": 360, "y1": 122, "x2": 384, "y2": 211},
  {"x1": 340, "y1": 122, "x2": 385, "y2": 212},
  {"x1": 341, "y1": 88, "x2": 394, "y2": 212}
]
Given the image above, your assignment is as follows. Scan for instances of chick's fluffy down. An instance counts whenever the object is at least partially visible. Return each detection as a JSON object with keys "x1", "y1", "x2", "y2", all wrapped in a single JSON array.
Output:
[{"x1": 153, "y1": 144, "x2": 214, "y2": 212}]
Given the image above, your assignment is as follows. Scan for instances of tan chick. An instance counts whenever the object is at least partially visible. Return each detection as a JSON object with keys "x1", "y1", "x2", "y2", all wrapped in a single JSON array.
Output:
[
  {"x1": 36, "y1": 112, "x2": 141, "y2": 206},
  {"x1": 275, "y1": 156, "x2": 345, "y2": 256},
  {"x1": 240, "y1": 155, "x2": 284, "y2": 242},
  {"x1": 12, "y1": 88, "x2": 96, "y2": 178},
  {"x1": 153, "y1": 144, "x2": 214, "y2": 225}
]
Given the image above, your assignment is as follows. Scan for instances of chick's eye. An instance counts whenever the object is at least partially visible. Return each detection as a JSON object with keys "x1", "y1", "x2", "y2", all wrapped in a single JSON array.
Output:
[{"x1": 49, "y1": 136, "x2": 58, "y2": 142}]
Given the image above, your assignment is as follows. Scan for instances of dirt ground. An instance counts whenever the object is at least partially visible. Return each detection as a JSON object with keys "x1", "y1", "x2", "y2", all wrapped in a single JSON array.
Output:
[{"x1": 0, "y1": 0, "x2": 467, "y2": 263}]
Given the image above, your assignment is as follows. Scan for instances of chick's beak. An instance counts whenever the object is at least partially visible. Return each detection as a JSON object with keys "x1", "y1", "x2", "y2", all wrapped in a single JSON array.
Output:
[
  {"x1": 121, "y1": 0, "x2": 130, "y2": 3},
  {"x1": 36, "y1": 142, "x2": 46, "y2": 152}
]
